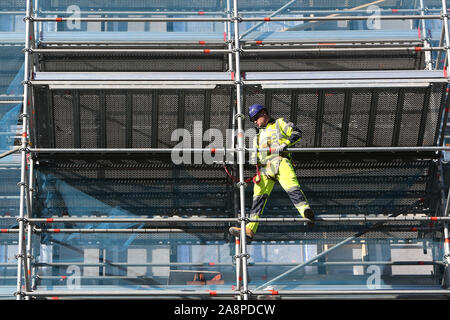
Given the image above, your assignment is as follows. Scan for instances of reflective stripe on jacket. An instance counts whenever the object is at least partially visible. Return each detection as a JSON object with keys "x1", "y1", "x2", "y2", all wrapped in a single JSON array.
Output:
[{"x1": 250, "y1": 118, "x2": 302, "y2": 165}]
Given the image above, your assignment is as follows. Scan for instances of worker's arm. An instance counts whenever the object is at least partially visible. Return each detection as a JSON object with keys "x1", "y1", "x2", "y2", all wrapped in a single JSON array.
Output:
[{"x1": 278, "y1": 118, "x2": 302, "y2": 146}]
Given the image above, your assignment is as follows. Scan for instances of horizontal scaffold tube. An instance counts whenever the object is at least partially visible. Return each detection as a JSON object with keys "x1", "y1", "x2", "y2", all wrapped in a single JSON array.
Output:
[
  {"x1": 31, "y1": 14, "x2": 441, "y2": 23},
  {"x1": 35, "y1": 9, "x2": 444, "y2": 16},
  {"x1": 30, "y1": 47, "x2": 444, "y2": 54},
  {"x1": 22, "y1": 289, "x2": 450, "y2": 297},
  {"x1": 241, "y1": 14, "x2": 442, "y2": 21},
  {"x1": 31, "y1": 49, "x2": 232, "y2": 54},
  {"x1": 29, "y1": 260, "x2": 443, "y2": 267},
  {"x1": 23, "y1": 290, "x2": 236, "y2": 297},
  {"x1": 24, "y1": 216, "x2": 450, "y2": 223},
  {"x1": 0, "y1": 101, "x2": 22, "y2": 104},
  {"x1": 33, "y1": 17, "x2": 230, "y2": 22},
  {"x1": 29, "y1": 146, "x2": 450, "y2": 153}
]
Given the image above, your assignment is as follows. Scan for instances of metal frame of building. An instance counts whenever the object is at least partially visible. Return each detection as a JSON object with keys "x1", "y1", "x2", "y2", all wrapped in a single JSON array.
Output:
[{"x1": 2, "y1": 0, "x2": 450, "y2": 300}]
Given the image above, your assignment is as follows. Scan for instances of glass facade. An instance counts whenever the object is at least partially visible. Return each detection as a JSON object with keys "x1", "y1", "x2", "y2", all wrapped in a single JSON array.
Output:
[{"x1": 1, "y1": 0, "x2": 450, "y2": 300}]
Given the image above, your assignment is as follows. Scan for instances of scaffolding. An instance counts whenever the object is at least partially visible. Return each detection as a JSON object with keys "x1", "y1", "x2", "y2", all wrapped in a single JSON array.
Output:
[{"x1": 2, "y1": 0, "x2": 450, "y2": 300}]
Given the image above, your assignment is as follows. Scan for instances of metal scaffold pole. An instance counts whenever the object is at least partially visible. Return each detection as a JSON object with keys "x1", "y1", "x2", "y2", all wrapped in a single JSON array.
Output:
[
  {"x1": 441, "y1": 0, "x2": 450, "y2": 288},
  {"x1": 442, "y1": 0, "x2": 450, "y2": 76},
  {"x1": 443, "y1": 189, "x2": 450, "y2": 287},
  {"x1": 419, "y1": 0, "x2": 433, "y2": 70},
  {"x1": 232, "y1": 0, "x2": 250, "y2": 301},
  {"x1": 16, "y1": 0, "x2": 33, "y2": 300}
]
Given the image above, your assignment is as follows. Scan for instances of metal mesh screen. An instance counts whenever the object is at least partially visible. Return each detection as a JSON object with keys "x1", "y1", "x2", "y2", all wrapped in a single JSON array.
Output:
[
  {"x1": 347, "y1": 90, "x2": 372, "y2": 147},
  {"x1": 37, "y1": 85, "x2": 446, "y2": 149},
  {"x1": 243, "y1": 157, "x2": 437, "y2": 216},
  {"x1": 40, "y1": 0, "x2": 223, "y2": 10},
  {"x1": 40, "y1": 52, "x2": 226, "y2": 72},
  {"x1": 80, "y1": 93, "x2": 100, "y2": 148},
  {"x1": 0, "y1": 0, "x2": 25, "y2": 9},
  {"x1": 132, "y1": 92, "x2": 154, "y2": 148},
  {"x1": 105, "y1": 94, "x2": 127, "y2": 148},
  {"x1": 53, "y1": 93, "x2": 74, "y2": 148},
  {"x1": 39, "y1": 49, "x2": 423, "y2": 73},
  {"x1": 240, "y1": 50, "x2": 424, "y2": 72},
  {"x1": 237, "y1": 0, "x2": 406, "y2": 10}
]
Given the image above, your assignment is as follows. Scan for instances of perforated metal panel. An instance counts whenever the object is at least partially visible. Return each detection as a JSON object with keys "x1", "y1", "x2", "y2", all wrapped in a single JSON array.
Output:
[
  {"x1": 132, "y1": 92, "x2": 154, "y2": 148},
  {"x1": 52, "y1": 93, "x2": 74, "y2": 148},
  {"x1": 237, "y1": 0, "x2": 405, "y2": 10},
  {"x1": 40, "y1": 0, "x2": 223, "y2": 10},
  {"x1": 39, "y1": 48, "x2": 424, "y2": 73},
  {"x1": 243, "y1": 157, "x2": 438, "y2": 216},
  {"x1": 40, "y1": 52, "x2": 227, "y2": 72},
  {"x1": 35, "y1": 84, "x2": 446, "y2": 149},
  {"x1": 0, "y1": 0, "x2": 25, "y2": 9},
  {"x1": 80, "y1": 93, "x2": 100, "y2": 148},
  {"x1": 240, "y1": 50, "x2": 424, "y2": 72}
]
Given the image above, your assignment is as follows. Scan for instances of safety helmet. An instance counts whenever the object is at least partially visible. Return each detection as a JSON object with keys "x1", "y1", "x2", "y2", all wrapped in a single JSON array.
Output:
[{"x1": 248, "y1": 104, "x2": 266, "y2": 122}]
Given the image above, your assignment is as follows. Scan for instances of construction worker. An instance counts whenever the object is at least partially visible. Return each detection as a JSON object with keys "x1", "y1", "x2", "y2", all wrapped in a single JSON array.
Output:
[{"x1": 229, "y1": 104, "x2": 314, "y2": 241}]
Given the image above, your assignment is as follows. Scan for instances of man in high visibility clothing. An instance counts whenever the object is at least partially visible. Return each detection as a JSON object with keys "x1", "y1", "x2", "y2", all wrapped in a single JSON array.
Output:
[{"x1": 229, "y1": 104, "x2": 314, "y2": 240}]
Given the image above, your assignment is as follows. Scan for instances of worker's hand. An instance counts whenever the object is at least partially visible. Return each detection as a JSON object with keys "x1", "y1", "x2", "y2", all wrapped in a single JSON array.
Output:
[{"x1": 274, "y1": 143, "x2": 288, "y2": 153}]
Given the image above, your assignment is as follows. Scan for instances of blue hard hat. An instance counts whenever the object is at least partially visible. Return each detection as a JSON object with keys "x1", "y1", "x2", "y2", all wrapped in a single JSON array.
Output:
[{"x1": 248, "y1": 104, "x2": 266, "y2": 121}]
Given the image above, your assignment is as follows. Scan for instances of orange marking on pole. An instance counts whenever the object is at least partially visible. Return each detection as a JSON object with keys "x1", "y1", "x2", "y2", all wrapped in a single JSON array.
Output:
[{"x1": 270, "y1": 290, "x2": 279, "y2": 295}]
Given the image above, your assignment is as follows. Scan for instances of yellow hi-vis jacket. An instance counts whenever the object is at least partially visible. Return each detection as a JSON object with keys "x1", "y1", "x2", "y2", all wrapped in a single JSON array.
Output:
[{"x1": 250, "y1": 117, "x2": 302, "y2": 166}]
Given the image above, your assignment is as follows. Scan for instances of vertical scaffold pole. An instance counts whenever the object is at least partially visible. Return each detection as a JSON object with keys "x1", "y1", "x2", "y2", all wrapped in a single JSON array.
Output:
[
  {"x1": 226, "y1": 0, "x2": 234, "y2": 73},
  {"x1": 227, "y1": 0, "x2": 242, "y2": 299},
  {"x1": 441, "y1": 0, "x2": 450, "y2": 74},
  {"x1": 441, "y1": 0, "x2": 450, "y2": 289},
  {"x1": 419, "y1": 0, "x2": 433, "y2": 70},
  {"x1": 25, "y1": 156, "x2": 35, "y2": 299},
  {"x1": 16, "y1": 0, "x2": 33, "y2": 300},
  {"x1": 232, "y1": 0, "x2": 250, "y2": 301},
  {"x1": 443, "y1": 189, "x2": 450, "y2": 287}
]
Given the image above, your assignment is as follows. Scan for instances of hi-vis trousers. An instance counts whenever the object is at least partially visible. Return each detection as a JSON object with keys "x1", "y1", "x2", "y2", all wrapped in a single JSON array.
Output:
[{"x1": 246, "y1": 156, "x2": 308, "y2": 234}]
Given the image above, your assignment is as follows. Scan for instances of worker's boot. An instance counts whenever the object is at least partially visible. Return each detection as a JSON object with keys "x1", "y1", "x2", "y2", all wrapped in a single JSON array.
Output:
[
  {"x1": 229, "y1": 227, "x2": 254, "y2": 242},
  {"x1": 298, "y1": 202, "x2": 315, "y2": 226}
]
